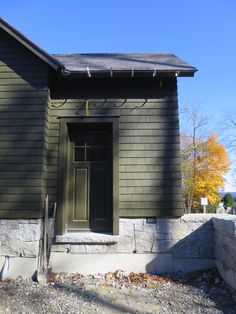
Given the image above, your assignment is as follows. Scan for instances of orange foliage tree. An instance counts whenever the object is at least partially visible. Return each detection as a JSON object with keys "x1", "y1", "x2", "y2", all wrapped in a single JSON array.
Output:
[{"x1": 181, "y1": 133, "x2": 230, "y2": 213}]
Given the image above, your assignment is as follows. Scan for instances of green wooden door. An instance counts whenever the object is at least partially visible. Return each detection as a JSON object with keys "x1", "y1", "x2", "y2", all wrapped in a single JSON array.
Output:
[{"x1": 67, "y1": 126, "x2": 112, "y2": 231}]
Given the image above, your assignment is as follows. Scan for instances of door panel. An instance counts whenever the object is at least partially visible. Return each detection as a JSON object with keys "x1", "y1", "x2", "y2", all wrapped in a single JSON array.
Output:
[
  {"x1": 74, "y1": 167, "x2": 89, "y2": 221},
  {"x1": 68, "y1": 163, "x2": 90, "y2": 230}
]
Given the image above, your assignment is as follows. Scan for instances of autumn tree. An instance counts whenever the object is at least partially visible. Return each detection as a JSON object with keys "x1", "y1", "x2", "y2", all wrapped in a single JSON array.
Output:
[
  {"x1": 180, "y1": 105, "x2": 210, "y2": 213},
  {"x1": 181, "y1": 133, "x2": 230, "y2": 212}
]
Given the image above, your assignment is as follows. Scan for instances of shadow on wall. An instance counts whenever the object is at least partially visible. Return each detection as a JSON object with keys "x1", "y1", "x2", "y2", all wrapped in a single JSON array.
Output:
[
  {"x1": 0, "y1": 28, "x2": 51, "y2": 217},
  {"x1": 146, "y1": 219, "x2": 215, "y2": 274}
]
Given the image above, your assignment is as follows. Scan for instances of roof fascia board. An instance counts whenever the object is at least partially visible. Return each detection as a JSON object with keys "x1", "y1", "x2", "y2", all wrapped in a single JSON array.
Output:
[
  {"x1": 0, "y1": 18, "x2": 63, "y2": 70},
  {"x1": 63, "y1": 69, "x2": 196, "y2": 78}
]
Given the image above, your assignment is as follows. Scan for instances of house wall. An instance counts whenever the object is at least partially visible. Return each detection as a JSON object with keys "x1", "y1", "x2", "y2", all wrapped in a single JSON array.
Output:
[
  {"x1": 48, "y1": 77, "x2": 183, "y2": 218},
  {"x1": 0, "y1": 28, "x2": 49, "y2": 218}
]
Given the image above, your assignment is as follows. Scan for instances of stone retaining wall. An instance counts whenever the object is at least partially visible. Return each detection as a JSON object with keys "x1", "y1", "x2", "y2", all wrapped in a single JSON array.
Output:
[
  {"x1": 0, "y1": 214, "x2": 236, "y2": 289},
  {"x1": 213, "y1": 216, "x2": 236, "y2": 290}
]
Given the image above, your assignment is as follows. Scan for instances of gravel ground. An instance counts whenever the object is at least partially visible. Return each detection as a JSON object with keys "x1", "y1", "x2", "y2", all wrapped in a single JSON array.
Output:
[{"x1": 0, "y1": 268, "x2": 235, "y2": 314}]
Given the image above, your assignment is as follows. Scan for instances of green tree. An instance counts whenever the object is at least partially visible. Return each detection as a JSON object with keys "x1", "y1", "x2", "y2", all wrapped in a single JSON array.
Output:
[{"x1": 223, "y1": 193, "x2": 235, "y2": 208}]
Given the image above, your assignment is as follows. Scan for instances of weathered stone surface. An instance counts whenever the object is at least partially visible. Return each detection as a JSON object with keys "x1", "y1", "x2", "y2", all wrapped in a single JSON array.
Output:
[
  {"x1": 132, "y1": 219, "x2": 145, "y2": 231},
  {"x1": 172, "y1": 238, "x2": 200, "y2": 258},
  {"x1": 156, "y1": 219, "x2": 173, "y2": 234},
  {"x1": 213, "y1": 217, "x2": 236, "y2": 290},
  {"x1": 134, "y1": 231, "x2": 154, "y2": 253},
  {"x1": 119, "y1": 219, "x2": 135, "y2": 236},
  {"x1": 180, "y1": 214, "x2": 215, "y2": 223},
  {"x1": 1, "y1": 215, "x2": 236, "y2": 282},
  {"x1": 0, "y1": 219, "x2": 41, "y2": 235},
  {"x1": 0, "y1": 238, "x2": 38, "y2": 257},
  {"x1": 85, "y1": 245, "x2": 108, "y2": 254},
  {"x1": 51, "y1": 244, "x2": 70, "y2": 252},
  {"x1": 156, "y1": 221, "x2": 190, "y2": 240},
  {"x1": 115, "y1": 236, "x2": 135, "y2": 253},
  {"x1": 216, "y1": 260, "x2": 236, "y2": 290},
  {"x1": 151, "y1": 239, "x2": 178, "y2": 253},
  {"x1": 213, "y1": 218, "x2": 236, "y2": 237},
  {"x1": 56, "y1": 232, "x2": 119, "y2": 244},
  {"x1": 0, "y1": 219, "x2": 41, "y2": 257},
  {"x1": 70, "y1": 245, "x2": 87, "y2": 254},
  {"x1": 12, "y1": 223, "x2": 41, "y2": 242},
  {"x1": 142, "y1": 221, "x2": 157, "y2": 233},
  {"x1": 199, "y1": 241, "x2": 214, "y2": 258},
  {"x1": 17, "y1": 219, "x2": 42, "y2": 224}
]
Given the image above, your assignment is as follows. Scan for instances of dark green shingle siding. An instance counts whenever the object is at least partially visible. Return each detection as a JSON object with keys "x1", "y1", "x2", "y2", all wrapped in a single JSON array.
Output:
[
  {"x1": 0, "y1": 28, "x2": 49, "y2": 217},
  {"x1": 48, "y1": 78, "x2": 183, "y2": 217}
]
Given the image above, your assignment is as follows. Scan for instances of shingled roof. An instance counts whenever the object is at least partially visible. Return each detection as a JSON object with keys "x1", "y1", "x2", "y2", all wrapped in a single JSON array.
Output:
[
  {"x1": 0, "y1": 17, "x2": 197, "y2": 77},
  {"x1": 52, "y1": 53, "x2": 197, "y2": 77}
]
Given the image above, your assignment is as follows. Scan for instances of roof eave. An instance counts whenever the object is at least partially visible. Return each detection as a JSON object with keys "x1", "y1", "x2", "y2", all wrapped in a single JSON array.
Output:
[
  {"x1": 0, "y1": 18, "x2": 64, "y2": 70},
  {"x1": 60, "y1": 69, "x2": 197, "y2": 78}
]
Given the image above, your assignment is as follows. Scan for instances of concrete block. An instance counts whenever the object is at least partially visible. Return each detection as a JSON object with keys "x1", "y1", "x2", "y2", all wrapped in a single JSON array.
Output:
[
  {"x1": 51, "y1": 252, "x2": 174, "y2": 274},
  {"x1": 0, "y1": 256, "x2": 37, "y2": 279}
]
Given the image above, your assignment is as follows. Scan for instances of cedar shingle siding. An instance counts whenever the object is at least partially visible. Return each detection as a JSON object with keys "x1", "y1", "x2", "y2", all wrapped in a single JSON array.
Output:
[
  {"x1": 48, "y1": 77, "x2": 183, "y2": 217},
  {"x1": 0, "y1": 28, "x2": 48, "y2": 217}
]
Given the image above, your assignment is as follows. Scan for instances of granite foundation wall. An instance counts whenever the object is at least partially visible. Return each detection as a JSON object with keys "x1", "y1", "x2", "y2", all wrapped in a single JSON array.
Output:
[
  {"x1": 213, "y1": 216, "x2": 236, "y2": 290},
  {"x1": 0, "y1": 214, "x2": 236, "y2": 286},
  {"x1": 0, "y1": 219, "x2": 41, "y2": 257},
  {"x1": 53, "y1": 214, "x2": 216, "y2": 274}
]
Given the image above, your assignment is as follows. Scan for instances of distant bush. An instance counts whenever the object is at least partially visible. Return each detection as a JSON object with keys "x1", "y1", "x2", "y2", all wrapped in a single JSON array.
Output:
[
  {"x1": 223, "y1": 193, "x2": 235, "y2": 208},
  {"x1": 207, "y1": 204, "x2": 218, "y2": 213}
]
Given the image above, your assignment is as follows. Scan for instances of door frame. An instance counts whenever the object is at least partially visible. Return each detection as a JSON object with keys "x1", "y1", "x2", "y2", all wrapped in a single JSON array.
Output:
[{"x1": 56, "y1": 116, "x2": 119, "y2": 235}]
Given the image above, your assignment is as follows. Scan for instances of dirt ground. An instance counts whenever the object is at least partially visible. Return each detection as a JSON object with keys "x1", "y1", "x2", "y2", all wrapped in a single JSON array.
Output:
[{"x1": 0, "y1": 268, "x2": 236, "y2": 314}]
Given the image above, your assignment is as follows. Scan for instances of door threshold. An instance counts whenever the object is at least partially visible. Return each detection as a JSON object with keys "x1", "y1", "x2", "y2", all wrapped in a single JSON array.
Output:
[{"x1": 56, "y1": 232, "x2": 119, "y2": 244}]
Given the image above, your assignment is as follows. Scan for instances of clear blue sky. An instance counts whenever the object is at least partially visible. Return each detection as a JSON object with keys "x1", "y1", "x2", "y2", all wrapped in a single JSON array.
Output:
[{"x1": 2, "y1": 0, "x2": 236, "y2": 188}]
